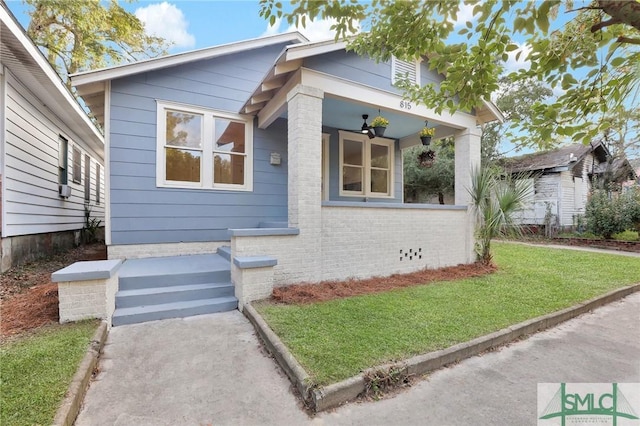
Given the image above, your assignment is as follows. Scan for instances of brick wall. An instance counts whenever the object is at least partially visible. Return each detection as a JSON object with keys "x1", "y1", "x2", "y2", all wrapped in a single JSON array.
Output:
[
  {"x1": 108, "y1": 241, "x2": 226, "y2": 259},
  {"x1": 320, "y1": 205, "x2": 471, "y2": 281},
  {"x1": 57, "y1": 274, "x2": 118, "y2": 323}
]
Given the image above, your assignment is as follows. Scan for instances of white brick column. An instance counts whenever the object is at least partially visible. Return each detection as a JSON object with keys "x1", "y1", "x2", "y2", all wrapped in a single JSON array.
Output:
[
  {"x1": 454, "y1": 127, "x2": 482, "y2": 205},
  {"x1": 286, "y1": 84, "x2": 324, "y2": 281},
  {"x1": 454, "y1": 127, "x2": 482, "y2": 263}
]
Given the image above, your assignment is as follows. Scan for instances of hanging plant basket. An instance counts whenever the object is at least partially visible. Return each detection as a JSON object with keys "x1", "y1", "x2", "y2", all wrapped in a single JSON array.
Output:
[
  {"x1": 418, "y1": 149, "x2": 436, "y2": 167},
  {"x1": 420, "y1": 135, "x2": 432, "y2": 146},
  {"x1": 373, "y1": 126, "x2": 386, "y2": 137}
]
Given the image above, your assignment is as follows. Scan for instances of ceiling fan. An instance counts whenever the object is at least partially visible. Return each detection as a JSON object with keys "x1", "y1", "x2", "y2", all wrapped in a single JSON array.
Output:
[{"x1": 359, "y1": 114, "x2": 375, "y2": 139}]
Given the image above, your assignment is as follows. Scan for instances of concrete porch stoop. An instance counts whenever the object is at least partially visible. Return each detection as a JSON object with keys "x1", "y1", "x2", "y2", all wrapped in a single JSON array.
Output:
[{"x1": 112, "y1": 252, "x2": 237, "y2": 326}]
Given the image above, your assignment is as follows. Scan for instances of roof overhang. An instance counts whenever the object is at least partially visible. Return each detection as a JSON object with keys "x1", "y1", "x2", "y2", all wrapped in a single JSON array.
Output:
[
  {"x1": 0, "y1": 4, "x2": 104, "y2": 158},
  {"x1": 241, "y1": 37, "x2": 504, "y2": 126},
  {"x1": 70, "y1": 32, "x2": 308, "y2": 128}
]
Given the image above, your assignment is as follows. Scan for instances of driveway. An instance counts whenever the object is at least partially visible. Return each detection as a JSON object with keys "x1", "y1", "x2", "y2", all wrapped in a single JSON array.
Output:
[{"x1": 77, "y1": 293, "x2": 640, "y2": 425}]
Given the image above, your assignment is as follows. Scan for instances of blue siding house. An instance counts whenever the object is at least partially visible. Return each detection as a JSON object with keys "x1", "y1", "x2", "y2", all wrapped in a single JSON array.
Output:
[{"x1": 70, "y1": 32, "x2": 502, "y2": 325}]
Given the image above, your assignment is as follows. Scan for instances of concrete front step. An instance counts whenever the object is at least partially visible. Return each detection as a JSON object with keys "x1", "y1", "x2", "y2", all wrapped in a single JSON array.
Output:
[
  {"x1": 217, "y1": 246, "x2": 231, "y2": 261},
  {"x1": 115, "y1": 282, "x2": 234, "y2": 309},
  {"x1": 119, "y1": 270, "x2": 230, "y2": 290},
  {"x1": 112, "y1": 297, "x2": 238, "y2": 327}
]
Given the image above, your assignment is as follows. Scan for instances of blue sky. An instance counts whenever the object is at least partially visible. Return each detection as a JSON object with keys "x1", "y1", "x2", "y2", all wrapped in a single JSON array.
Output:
[
  {"x1": 5, "y1": 0, "x2": 531, "y2": 68},
  {"x1": 7, "y1": 1, "x2": 343, "y2": 50}
]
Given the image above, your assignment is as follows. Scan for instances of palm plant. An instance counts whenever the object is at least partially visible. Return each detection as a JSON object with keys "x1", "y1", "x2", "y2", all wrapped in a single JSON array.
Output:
[{"x1": 469, "y1": 166, "x2": 531, "y2": 265}]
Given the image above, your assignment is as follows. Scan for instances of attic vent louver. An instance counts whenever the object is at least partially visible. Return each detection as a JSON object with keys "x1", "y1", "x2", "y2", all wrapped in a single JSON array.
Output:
[{"x1": 391, "y1": 56, "x2": 419, "y2": 85}]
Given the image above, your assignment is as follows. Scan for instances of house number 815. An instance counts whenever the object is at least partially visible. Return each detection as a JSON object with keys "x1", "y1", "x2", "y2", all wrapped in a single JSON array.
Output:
[{"x1": 400, "y1": 101, "x2": 412, "y2": 110}]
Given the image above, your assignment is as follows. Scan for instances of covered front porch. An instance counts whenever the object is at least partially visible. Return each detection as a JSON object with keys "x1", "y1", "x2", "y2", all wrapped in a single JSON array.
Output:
[{"x1": 228, "y1": 41, "x2": 499, "y2": 308}]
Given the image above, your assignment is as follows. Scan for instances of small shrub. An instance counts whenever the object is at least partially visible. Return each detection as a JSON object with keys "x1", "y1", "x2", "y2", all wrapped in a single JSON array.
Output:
[
  {"x1": 585, "y1": 190, "x2": 632, "y2": 239},
  {"x1": 612, "y1": 230, "x2": 639, "y2": 241}
]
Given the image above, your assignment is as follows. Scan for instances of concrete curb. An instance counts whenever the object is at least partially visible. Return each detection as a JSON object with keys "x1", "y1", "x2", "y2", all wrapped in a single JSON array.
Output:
[
  {"x1": 243, "y1": 304, "x2": 313, "y2": 403},
  {"x1": 52, "y1": 321, "x2": 108, "y2": 426},
  {"x1": 249, "y1": 284, "x2": 640, "y2": 412}
]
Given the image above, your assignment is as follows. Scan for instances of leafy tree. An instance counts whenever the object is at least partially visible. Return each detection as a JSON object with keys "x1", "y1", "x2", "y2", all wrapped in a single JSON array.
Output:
[
  {"x1": 469, "y1": 167, "x2": 531, "y2": 265},
  {"x1": 25, "y1": 0, "x2": 170, "y2": 87},
  {"x1": 482, "y1": 77, "x2": 553, "y2": 164},
  {"x1": 261, "y1": 0, "x2": 640, "y2": 146},
  {"x1": 403, "y1": 138, "x2": 454, "y2": 204}
]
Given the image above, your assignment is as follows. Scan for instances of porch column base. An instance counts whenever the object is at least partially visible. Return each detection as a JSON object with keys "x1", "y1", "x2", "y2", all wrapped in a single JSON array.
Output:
[{"x1": 232, "y1": 256, "x2": 277, "y2": 311}]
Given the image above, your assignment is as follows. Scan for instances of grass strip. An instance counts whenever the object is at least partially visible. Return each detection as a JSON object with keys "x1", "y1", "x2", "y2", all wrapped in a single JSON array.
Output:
[
  {"x1": 0, "y1": 320, "x2": 98, "y2": 426},
  {"x1": 256, "y1": 243, "x2": 640, "y2": 385}
]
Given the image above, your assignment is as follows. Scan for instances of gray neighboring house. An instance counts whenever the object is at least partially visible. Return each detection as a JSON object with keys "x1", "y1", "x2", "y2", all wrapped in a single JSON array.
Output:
[
  {"x1": 67, "y1": 32, "x2": 504, "y2": 325},
  {"x1": 0, "y1": 5, "x2": 104, "y2": 271},
  {"x1": 502, "y1": 142, "x2": 635, "y2": 229}
]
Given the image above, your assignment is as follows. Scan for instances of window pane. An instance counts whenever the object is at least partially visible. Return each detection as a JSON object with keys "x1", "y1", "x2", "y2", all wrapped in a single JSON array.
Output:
[
  {"x1": 343, "y1": 166, "x2": 363, "y2": 192},
  {"x1": 72, "y1": 147, "x2": 81, "y2": 183},
  {"x1": 343, "y1": 139, "x2": 363, "y2": 166},
  {"x1": 214, "y1": 119, "x2": 245, "y2": 153},
  {"x1": 371, "y1": 144, "x2": 389, "y2": 168},
  {"x1": 84, "y1": 154, "x2": 90, "y2": 202},
  {"x1": 166, "y1": 111, "x2": 202, "y2": 148},
  {"x1": 214, "y1": 153, "x2": 245, "y2": 185},
  {"x1": 166, "y1": 148, "x2": 201, "y2": 182},
  {"x1": 371, "y1": 169, "x2": 388, "y2": 194},
  {"x1": 96, "y1": 164, "x2": 101, "y2": 204}
]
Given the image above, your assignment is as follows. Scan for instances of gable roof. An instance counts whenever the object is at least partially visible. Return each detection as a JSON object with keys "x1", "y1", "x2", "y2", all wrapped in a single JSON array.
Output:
[
  {"x1": 501, "y1": 142, "x2": 609, "y2": 174},
  {"x1": 0, "y1": 3, "x2": 104, "y2": 157},
  {"x1": 71, "y1": 32, "x2": 308, "y2": 127},
  {"x1": 240, "y1": 37, "x2": 504, "y2": 124}
]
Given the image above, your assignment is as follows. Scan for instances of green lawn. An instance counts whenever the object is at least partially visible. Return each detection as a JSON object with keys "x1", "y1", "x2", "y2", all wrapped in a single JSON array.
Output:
[
  {"x1": 0, "y1": 321, "x2": 99, "y2": 426},
  {"x1": 255, "y1": 243, "x2": 640, "y2": 385}
]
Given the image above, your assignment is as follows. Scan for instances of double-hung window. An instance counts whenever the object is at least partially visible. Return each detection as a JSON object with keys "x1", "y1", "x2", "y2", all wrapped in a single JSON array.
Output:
[
  {"x1": 157, "y1": 101, "x2": 252, "y2": 190},
  {"x1": 339, "y1": 130, "x2": 394, "y2": 198}
]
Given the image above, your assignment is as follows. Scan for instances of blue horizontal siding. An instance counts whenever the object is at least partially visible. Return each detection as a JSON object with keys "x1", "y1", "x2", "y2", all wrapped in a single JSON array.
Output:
[
  {"x1": 109, "y1": 42, "x2": 290, "y2": 245},
  {"x1": 304, "y1": 51, "x2": 443, "y2": 94}
]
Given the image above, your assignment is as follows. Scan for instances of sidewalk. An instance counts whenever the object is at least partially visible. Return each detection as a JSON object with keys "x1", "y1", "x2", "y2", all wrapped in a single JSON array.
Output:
[
  {"x1": 499, "y1": 239, "x2": 640, "y2": 258},
  {"x1": 317, "y1": 292, "x2": 640, "y2": 425},
  {"x1": 75, "y1": 292, "x2": 640, "y2": 425}
]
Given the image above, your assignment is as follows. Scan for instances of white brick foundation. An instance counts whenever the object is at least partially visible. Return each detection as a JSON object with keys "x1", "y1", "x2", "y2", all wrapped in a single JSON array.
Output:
[{"x1": 108, "y1": 241, "x2": 226, "y2": 259}]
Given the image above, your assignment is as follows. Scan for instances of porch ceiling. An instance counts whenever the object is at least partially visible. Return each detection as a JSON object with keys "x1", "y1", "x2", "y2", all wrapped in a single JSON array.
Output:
[{"x1": 320, "y1": 97, "x2": 454, "y2": 141}]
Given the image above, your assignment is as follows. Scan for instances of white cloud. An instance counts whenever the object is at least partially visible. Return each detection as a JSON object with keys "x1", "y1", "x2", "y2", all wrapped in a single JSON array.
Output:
[
  {"x1": 135, "y1": 2, "x2": 195, "y2": 49},
  {"x1": 261, "y1": 17, "x2": 284, "y2": 37},
  {"x1": 453, "y1": 3, "x2": 479, "y2": 28},
  {"x1": 262, "y1": 15, "x2": 360, "y2": 41},
  {"x1": 504, "y1": 43, "x2": 532, "y2": 73}
]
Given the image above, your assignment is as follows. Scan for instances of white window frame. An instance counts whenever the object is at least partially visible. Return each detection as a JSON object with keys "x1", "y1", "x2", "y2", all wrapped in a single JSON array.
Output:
[
  {"x1": 156, "y1": 100, "x2": 253, "y2": 191},
  {"x1": 338, "y1": 130, "x2": 394, "y2": 198},
  {"x1": 391, "y1": 56, "x2": 421, "y2": 85}
]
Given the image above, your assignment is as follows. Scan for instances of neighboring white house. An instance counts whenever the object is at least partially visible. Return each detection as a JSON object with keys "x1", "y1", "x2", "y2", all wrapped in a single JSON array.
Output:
[
  {"x1": 0, "y1": 4, "x2": 104, "y2": 271},
  {"x1": 503, "y1": 142, "x2": 634, "y2": 230}
]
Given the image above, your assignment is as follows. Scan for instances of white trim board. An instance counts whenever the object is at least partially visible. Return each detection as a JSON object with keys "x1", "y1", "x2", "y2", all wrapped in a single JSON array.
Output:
[{"x1": 71, "y1": 32, "x2": 308, "y2": 87}]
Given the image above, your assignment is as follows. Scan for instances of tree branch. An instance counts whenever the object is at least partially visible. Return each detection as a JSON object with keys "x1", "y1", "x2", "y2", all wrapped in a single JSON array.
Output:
[
  {"x1": 591, "y1": 17, "x2": 620, "y2": 33},
  {"x1": 617, "y1": 36, "x2": 640, "y2": 45}
]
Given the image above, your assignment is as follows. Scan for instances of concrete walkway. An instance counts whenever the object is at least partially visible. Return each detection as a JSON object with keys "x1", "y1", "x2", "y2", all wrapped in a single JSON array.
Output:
[
  {"x1": 75, "y1": 311, "x2": 309, "y2": 425},
  {"x1": 77, "y1": 293, "x2": 640, "y2": 425}
]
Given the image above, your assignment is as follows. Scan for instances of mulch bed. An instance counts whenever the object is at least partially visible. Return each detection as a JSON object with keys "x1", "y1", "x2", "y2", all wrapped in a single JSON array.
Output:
[
  {"x1": 272, "y1": 262, "x2": 497, "y2": 304},
  {"x1": 0, "y1": 244, "x2": 107, "y2": 339}
]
